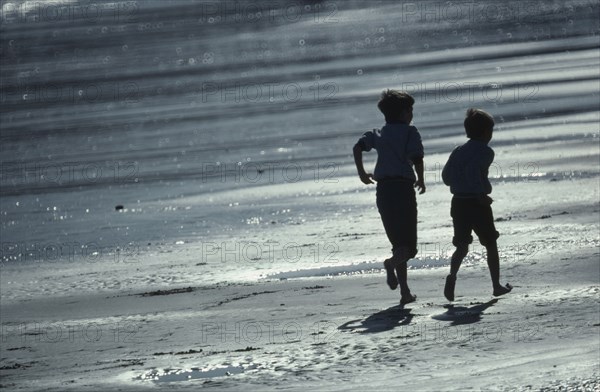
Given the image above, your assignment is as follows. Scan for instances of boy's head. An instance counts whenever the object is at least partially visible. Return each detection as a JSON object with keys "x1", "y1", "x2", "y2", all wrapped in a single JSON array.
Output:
[
  {"x1": 378, "y1": 89, "x2": 414, "y2": 124},
  {"x1": 464, "y1": 108, "x2": 494, "y2": 141}
]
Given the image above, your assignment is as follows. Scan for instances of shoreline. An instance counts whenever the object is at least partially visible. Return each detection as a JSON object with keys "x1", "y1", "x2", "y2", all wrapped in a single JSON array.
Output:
[{"x1": 1, "y1": 244, "x2": 598, "y2": 391}]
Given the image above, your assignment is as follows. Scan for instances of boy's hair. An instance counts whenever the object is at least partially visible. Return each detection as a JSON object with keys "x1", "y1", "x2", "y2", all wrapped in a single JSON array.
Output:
[
  {"x1": 464, "y1": 108, "x2": 494, "y2": 138},
  {"x1": 378, "y1": 89, "x2": 414, "y2": 122}
]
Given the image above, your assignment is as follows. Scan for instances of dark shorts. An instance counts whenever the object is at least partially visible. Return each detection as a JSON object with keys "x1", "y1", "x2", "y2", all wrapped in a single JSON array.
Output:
[
  {"x1": 451, "y1": 197, "x2": 499, "y2": 247},
  {"x1": 376, "y1": 180, "x2": 418, "y2": 258}
]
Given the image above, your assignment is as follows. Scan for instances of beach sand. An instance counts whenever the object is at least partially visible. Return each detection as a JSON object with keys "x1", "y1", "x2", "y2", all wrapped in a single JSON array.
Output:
[
  {"x1": 2, "y1": 163, "x2": 598, "y2": 391},
  {"x1": 1, "y1": 1, "x2": 599, "y2": 390}
]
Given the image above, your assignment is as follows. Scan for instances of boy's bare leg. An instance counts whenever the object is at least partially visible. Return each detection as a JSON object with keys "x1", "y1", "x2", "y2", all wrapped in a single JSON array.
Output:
[
  {"x1": 486, "y1": 241, "x2": 512, "y2": 296},
  {"x1": 396, "y1": 261, "x2": 409, "y2": 294},
  {"x1": 383, "y1": 258, "x2": 398, "y2": 290},
  {"x1": 445, "y1": 244, "x2": 468, "y2": 301},
  {"x1": 393, "y1": 247, "x2": 416, "y2": 304},
  {"x1": 450, "y1": 245, "x2": 468, "y2": 276}
]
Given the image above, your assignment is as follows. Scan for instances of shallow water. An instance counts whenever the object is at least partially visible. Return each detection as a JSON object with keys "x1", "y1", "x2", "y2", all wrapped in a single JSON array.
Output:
[{"x1": 1, "y1": 0, "x2": 599, "y2": 297}]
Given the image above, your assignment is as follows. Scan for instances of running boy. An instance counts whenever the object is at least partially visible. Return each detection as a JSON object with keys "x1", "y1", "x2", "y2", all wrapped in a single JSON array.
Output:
[
  {"x1": 441, "y1": 108, "x2": 512, "y2": 301},
  {"x1": 353, "y1": 89, "x2": 425, "y2": 305}
]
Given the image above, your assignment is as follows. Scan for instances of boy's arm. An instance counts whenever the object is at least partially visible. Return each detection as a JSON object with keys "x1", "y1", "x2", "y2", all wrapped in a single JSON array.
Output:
[
  {"x1": 408, "y1": 127, "x2": 426, "y2": 194},
  {"x1": 477, "y1": 148, "x2": 495, "y2": 205},
  {"x1": 414, "y1": 159, "x2": 426, "y2": 194},
  {"x1": 441, "y1": 160, "x2": 450, "y2": 185},
  {"x1": 353, "y1": 143, "x2": 374, "y2": 184},
  {"x1": 442, "y1": 149, "x2": 455, "y2": 186}
]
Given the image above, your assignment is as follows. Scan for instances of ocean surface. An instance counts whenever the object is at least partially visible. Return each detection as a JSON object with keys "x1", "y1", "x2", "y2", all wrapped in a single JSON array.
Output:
[{"x1": 1, "y1": 0, "x2": 599, "y2": 298}]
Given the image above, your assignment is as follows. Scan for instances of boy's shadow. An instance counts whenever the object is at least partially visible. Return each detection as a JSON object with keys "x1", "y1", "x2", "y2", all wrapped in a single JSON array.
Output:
[
  {"x1": 431, "y1": 298, "x2": 498, "y2": 326},
  {"x1": 338, "y1": 305, "x2": 413, "y2": 334}
]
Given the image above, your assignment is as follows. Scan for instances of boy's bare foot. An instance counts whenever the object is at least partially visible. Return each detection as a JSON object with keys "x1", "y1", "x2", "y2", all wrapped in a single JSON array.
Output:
[
  {"x1": 384, "y1": 259, "x2": 398, "y2": 290},
  {"x1": 444, "y1": 274, "x2": 456, "y2": 301},
  {"x1": 493, "y1": 283, "x2": 513, "y2": 297},
  {"x1": 400, "y1": 293, "x2": 416, "y2": 305}
]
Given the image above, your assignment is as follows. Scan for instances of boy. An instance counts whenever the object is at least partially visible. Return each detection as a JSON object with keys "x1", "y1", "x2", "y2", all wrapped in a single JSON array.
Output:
[
  {"x1": 353, "y1": 89, "x2": 426, "y2": 305},
  {"x1": 441, "y1": 108, "x2": 512, "y2": 301}
]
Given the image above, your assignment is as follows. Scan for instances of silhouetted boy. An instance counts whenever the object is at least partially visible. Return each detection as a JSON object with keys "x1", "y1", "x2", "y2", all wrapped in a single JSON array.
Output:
[
  {"x1": 353, "y1": 90, "x2": 425, "y2": 305},
  {"x1": 442, "y1": 108, "x2": 512, "y2": 301}
]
